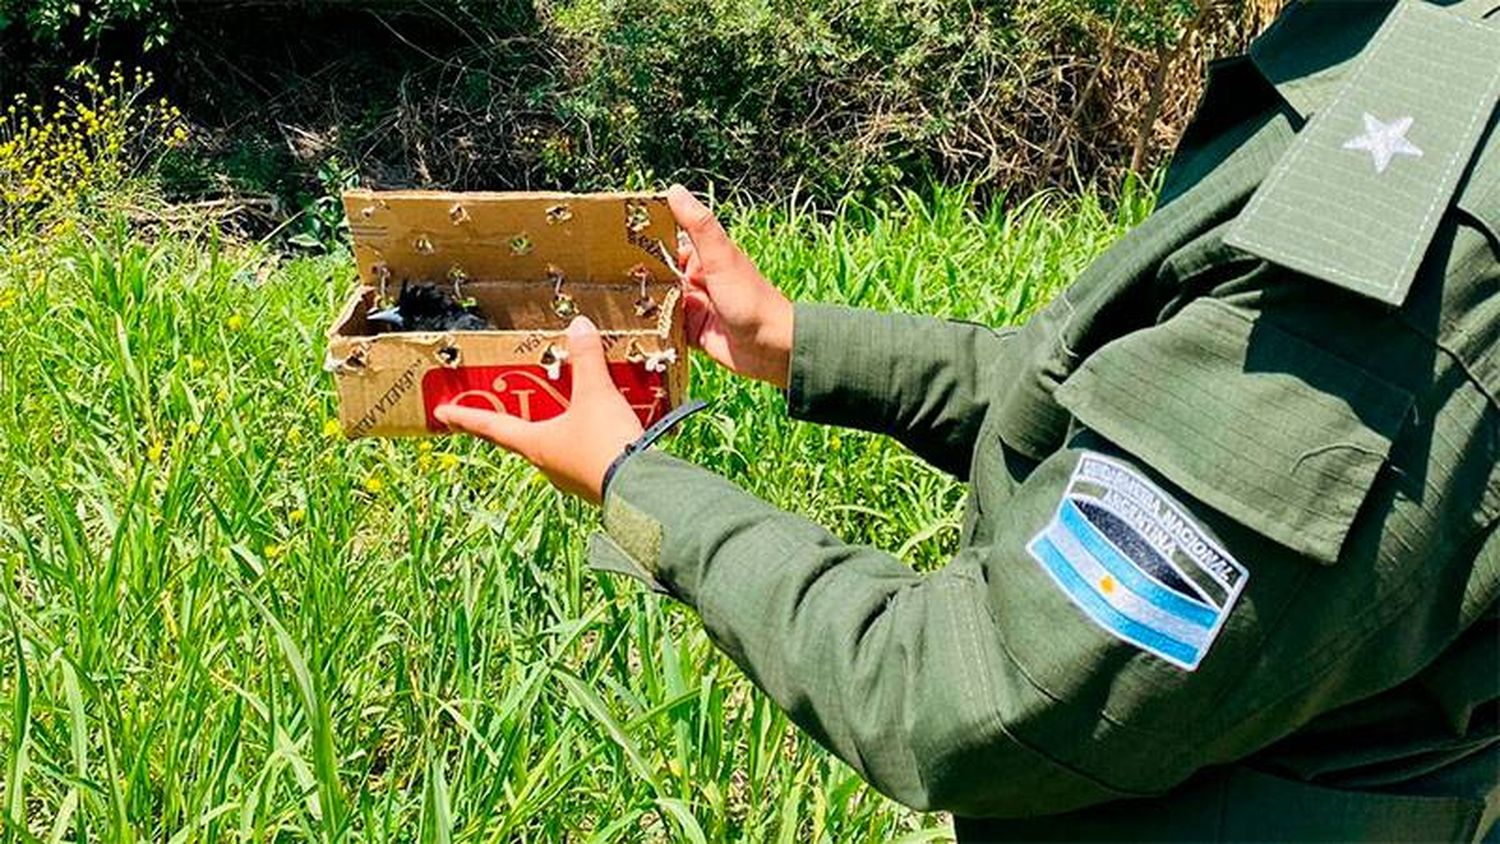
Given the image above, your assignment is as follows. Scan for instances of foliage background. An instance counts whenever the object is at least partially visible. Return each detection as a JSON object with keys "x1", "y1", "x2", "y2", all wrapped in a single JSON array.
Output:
[{"x1": 3, "y1": 0, "x2": 1282, "y2": 207}]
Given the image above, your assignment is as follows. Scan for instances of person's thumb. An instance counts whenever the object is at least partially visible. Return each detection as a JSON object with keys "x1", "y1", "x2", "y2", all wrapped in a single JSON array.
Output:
[
  {"x1": 667, "y1": 184, "x2": 733, "y2": 267},
  {"x1": 436, "y1": 404, "x2": 536, "y2": 456},
  {"x1": 564, "y1": 315, "x2": 613, "y2": 396}
]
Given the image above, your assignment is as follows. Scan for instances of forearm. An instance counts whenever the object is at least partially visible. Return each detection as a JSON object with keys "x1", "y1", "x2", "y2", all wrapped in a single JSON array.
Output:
[
  {"x1": 787, "y1": 302, "x2": 1022, "y2": 478},
  {"x1": 589, "y1": 450, "x2": 1118, "y2": 815}
]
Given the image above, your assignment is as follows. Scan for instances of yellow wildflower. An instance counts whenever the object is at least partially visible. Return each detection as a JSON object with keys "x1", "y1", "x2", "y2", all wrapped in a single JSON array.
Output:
[
  {"x1": 146, "y1": 440, "x2": 164, "y2": 463},
  {"x1": 225, "y1": 314, "x2": 244, "y2": 332},
  {"x1": 438, "y1": 453, "x2": 460, "y2": 471},
  {"x1": 183, "y1": 421, "x2": 201, "y2": 436},
  {"x1": 363, "y1": 476, "x2": 385, "y2": 495},
  {"x1": 322, "y1": 418, "x2": 343, "y2": 438},
  {"x1": 263, "y1": 543, "x2": 284, "y2": 560},
  {"x1": 288, "y1": 508, "x2": 306, "y2": 524}
]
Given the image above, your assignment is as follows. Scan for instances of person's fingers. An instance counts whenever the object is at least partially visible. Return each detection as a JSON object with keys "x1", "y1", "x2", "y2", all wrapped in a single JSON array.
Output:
[
  {"x1": 436, "y1": 404, "x2": 537, "y2": 456},
  {"x1": 683, "y1": 286, "x2": 711, "y2": 315},
  {"x1": 685, "y1": 248, "x2": 705, "y2": 283},
  {"x1": 683, "y1": 288, "x2": 712, "y2": 345},
  {"x1": 667, "y1": 184, "x2": 733, "y2": 266},
  {"x1": 564, "y1": 315, "x2": 612, "y2": 394},
  {"x1": 676, "y1": 238, "x2": 695, "y2": 270}
]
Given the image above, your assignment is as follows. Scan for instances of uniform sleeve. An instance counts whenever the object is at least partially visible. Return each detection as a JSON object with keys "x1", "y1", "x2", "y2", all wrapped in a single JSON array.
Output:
[
  {"x1": 787, "y1": 302, "x2": 1025, "y2": 479},
  {"x1": 588, "y1": 447, "x2": 1127, "y2": 817}
]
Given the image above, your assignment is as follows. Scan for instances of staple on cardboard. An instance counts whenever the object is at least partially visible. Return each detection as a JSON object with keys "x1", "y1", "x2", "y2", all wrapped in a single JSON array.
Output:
[
  {"x1": 344, "y1": 345, "x2": 369, "y2": 371},
  {"x1": 626, "y1": 201, "x2": 651, "y2": 233},
  {"x1": 629, "y1": 264, "x2": 658, "y2": 316},
  {"x1": 373, "y1": 262, "x2": 393, "y2": 302},
  {"x1": 644, "y1": 348, "x2": 677, "y2": 373},
  {"x1": 448, "y1": 267, "x2": 470, "y2": 303},
  {"x1": 548, "y1": 263, "x2": 577, "y2": 318},
  {"x1": 541, "y1": 343, "x2": 569, "y2": 380}
]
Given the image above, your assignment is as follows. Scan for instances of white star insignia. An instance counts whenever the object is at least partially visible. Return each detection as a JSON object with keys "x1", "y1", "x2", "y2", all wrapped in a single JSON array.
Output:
[{"x1": 1343, "y1": 112, "x2": 1423, "y2": 174}]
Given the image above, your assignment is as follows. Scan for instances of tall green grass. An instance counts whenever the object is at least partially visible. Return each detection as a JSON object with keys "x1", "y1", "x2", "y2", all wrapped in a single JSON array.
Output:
[{"x1": 0, "y1": 182, "x2": 1151, "y2": 841}]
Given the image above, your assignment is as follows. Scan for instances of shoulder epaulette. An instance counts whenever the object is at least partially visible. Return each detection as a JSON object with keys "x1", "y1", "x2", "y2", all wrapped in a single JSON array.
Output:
[{"x1": 1227, "y1": 2, "x2": 1500, "y2": 306}]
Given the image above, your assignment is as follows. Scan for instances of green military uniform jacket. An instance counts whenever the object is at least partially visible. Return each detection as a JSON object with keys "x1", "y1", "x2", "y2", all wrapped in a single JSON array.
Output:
[{"x1": 590, "y1": 2, "x2": 1500, "y2": 839}]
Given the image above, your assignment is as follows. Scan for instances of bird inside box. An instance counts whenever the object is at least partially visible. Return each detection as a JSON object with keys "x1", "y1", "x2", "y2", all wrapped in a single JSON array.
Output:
[{"x1": 324, "y1": 190, "x2": 689, "y2": 438}]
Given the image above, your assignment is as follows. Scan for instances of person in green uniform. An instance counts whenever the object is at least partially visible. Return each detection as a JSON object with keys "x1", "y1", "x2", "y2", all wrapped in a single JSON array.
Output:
[{"x1": 438, "y1": 1, "x2": 1500, "y2": 839}]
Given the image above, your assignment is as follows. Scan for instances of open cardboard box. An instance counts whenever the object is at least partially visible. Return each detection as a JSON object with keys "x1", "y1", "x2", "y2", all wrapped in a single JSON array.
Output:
[{"x1": 326, "y1": 190, "x2": 689, "y2": 437}]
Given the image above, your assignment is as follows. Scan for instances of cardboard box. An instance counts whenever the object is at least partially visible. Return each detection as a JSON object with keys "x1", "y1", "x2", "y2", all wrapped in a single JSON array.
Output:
[{"x1": 326, "y1": 190, "x2": 689, "y2": 438}]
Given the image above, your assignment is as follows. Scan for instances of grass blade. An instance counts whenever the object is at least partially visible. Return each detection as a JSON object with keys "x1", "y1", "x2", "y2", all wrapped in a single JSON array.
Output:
[
  {"x1": 5, "y1": 607, "x2": 31, "y2": 828},
  {"x1": 421, "y1": 754, "x2": 453, "y2": 844},
  {"x1": 655, "y1": 797, "x2": 708, "y2": 844},
  {"x1": 245, "y1": 591, "x2": 347, "y2": 837}
]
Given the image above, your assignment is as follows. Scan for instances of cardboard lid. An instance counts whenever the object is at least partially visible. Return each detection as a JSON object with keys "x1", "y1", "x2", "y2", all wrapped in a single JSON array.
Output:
[{"x1": 342, "y1": 190, "x2": 679, "y2": 286}]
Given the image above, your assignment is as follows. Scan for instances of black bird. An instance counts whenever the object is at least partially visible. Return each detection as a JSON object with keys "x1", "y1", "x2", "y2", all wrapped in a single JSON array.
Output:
[{"x1": 367, "y1": 281, "x2": 496, "y2": 333}]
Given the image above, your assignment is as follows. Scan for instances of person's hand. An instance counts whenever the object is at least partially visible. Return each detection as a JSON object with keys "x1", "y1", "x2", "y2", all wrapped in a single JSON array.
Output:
[
  {"x1": 435, "y1": 316, "x2": 643, "y2": 505},
  {"x1": 668, "y1": 185, "x2": 794, "y2": 388}
]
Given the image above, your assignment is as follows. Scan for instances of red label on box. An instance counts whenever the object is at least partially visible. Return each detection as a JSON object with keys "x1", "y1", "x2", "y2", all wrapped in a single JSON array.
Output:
[{"x1": 422, "y1": 364, "x2": 669, "y2": 431}]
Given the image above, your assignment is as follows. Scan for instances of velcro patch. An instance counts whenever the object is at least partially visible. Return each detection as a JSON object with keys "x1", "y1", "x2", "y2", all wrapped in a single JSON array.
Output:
[
  {"x1": 1026, "y1": 454, "x2": 1247, "y2": 671},
  {"x1": 602, "y1": 492, "x2": 664, "y2": 576}
]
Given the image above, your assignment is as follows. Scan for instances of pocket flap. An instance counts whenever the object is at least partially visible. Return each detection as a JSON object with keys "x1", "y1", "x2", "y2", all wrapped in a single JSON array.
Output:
[{"x1": 1054, "y1": 299, "x2": 1414, "y2": 564}]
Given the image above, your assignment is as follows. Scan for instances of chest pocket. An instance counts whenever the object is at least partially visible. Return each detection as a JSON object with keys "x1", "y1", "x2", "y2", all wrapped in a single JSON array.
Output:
[{"x1": 1053, "y1": 298, "x2": 1414, "y2": 565}]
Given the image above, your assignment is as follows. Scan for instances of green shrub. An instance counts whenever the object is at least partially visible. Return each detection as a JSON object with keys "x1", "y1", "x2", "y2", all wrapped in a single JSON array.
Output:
[
  {"x1": 1, "y1": 1, "x2": 1282, "y2": 202},
  {"x1": 0, "y1": 0, "x2": 172, "y2": 49},
  {"x1": 540, "y1": 0, "x2": 1019, "y2": 193},
  {"x1": 354, "y1": 0, "x2": 1271, "y2": 198}
]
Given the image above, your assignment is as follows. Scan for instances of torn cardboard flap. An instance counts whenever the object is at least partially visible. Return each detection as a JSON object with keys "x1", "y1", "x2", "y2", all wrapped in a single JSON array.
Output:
[{"x1": 327, "y1": 190, "x2": 690, "y2": 438}]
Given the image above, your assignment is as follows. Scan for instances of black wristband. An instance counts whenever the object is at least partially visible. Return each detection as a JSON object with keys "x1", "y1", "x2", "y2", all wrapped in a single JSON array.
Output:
[{"x1": 600, "y1": 399, "x2": 710, "y2": 500}]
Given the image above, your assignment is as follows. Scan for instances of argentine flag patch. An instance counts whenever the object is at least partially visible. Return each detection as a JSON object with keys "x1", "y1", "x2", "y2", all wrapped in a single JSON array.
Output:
[{"x1": 1026, "y1": 454, "x2": 1246, "y2": 671}]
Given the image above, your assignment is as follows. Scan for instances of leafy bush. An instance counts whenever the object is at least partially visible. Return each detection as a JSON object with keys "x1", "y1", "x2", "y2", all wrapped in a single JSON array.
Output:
[
  {"x1": 369, "y1": 0, "x2": 1272, "y2": 197},
  {"x1": 0, "y1": 0, "x2": 171, "y2": 49},
  {"x1": 541, "y1": 0, "x2": 1025, "y2": 192},
  {"x1": 286, "y1": 156, "x2": 359, "y2": 252},
  {"x1": 1, "y1": 1, "x2": 1284, "y2": 202}
]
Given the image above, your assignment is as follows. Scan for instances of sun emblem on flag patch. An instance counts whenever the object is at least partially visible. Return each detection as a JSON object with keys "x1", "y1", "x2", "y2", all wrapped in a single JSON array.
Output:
[{"x1": 1026, "y1": 454, "x2": 1247, "y2": 671}]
